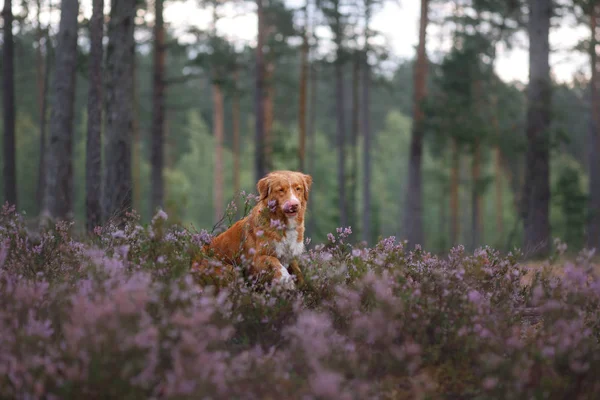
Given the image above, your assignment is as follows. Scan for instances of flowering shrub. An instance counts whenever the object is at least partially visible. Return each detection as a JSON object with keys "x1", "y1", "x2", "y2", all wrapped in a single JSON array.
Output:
[{"x1": 1, "y1": 204, "x2": 600, "y2": 399}]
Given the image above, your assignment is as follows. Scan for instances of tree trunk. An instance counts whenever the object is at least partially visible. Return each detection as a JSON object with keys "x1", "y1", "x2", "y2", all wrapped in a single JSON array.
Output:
[
  {"x1": 36, "y1": 0, "x2": 44, "y2": 120},
  {"x1": 37, "y1": 27, "x2": 52, "y2": 213},
  {"x1": 44, "y1": 0, "x2": 79, "y2": 220},
  {"x1": 335, "y1": 16, "x2": 347, "y2": 228},
  {"x1": 306, "y1": 63, "x2": 318, "y2": 238},
  {"x1": 523, "y1": 0, "x2": 552, "y2": 257},
  {"x1": 103, "y1": 0, "x2": 135, "y2": 223},
  {"x1": 298, "y1": 13, "x2": 309, "y2": 171},
  {"x1": 255, "y1": 0, "x2": 267, "y2": 181},
  {"x1": 492, "y1": 94, "x2": 504, "y2": 239},
  {"x1": 450, "y1": 138, "x2": 460, "y2": 245},
  {"x1": 402, "y1": 0, "x2": 429, "y2": 247},
  {"x1": 348, "y1": 51, "x2": 360, "y2": 236},
  {"x1": 264, "y1": 62, "x2": 275, "y2": 171},
  {"x1": 2, "y1": 0, "x2": 17, "y2": 207},
  {"x1": 85, "y1": 0, "x2": 104, "y2": 231},
  {"x1": 588, "y1": 4, "x2": 600, "y2": 251},
  {"x1": 213, "y1": 83, "x2": 225, "y2": 222},
  {"x1": 150, "y1": 0, "x2": 166, "y2": 213},
  {"x1": 132, "y1": 46, "x2": 142, "y2": 212},
  {"x1": 233, "y1": 69, "x2": 241, "y2": 196},
  {"x1": 361, "y1": 54, "x2": 372, "y2": 243},
  {"x1": 471, "y1": 139, "x2": 482, "y2": 250}
]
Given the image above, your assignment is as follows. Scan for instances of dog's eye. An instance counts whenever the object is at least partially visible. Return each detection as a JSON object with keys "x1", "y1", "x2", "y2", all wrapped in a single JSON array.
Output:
[
  {"x1": 296, "y1": 187, "x2": 302, "y2": 191},
  {"x1": 278, "y1": 188, "x2": 284, "y2": 193}
]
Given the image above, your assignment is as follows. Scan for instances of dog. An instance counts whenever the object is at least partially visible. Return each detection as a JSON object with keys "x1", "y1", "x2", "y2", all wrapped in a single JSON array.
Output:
[{"x1": 192, "y1": 170, "x2": 312, "y2": 289}]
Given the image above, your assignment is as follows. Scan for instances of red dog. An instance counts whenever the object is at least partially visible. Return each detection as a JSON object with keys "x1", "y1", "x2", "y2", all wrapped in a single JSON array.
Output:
[{"x1": 192, "y1": 170, "x2": 312, "y2": 288}]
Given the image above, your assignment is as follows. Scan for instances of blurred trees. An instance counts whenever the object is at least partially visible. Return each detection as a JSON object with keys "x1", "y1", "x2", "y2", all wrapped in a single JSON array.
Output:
[
  {"x1": 3, "y1": 0, "x2": 17, "y2": 207},
  {"x1": 86, "y1": 0, "x2": 104, "y2": 231},
  {"x1": 1, "y1": 0, "x2": 600, "y2": 255},
  {"x1": 103, "y1": 0, "x2": 136, "y2": 222},
  {"x1": 151, "y1": 0, "x2": 167, "y2": 214},
  {"x1": 402, "y1": 0, "x2": 429, "y2": 247},
  {"x1": 45, "y1": 0, "x2": 79, "y2": 220},
  {"x1": 523, "y1": 0, "x2": 552, "y2": 257}
]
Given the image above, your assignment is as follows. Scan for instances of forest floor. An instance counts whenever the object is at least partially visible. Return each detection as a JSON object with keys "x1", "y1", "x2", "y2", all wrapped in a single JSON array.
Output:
[{"x1": 1, "y1": 206, "x2": 599, "y2": 399}]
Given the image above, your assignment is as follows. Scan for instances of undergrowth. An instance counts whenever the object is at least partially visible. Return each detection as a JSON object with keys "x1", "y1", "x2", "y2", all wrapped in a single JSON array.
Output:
[{"x1": 1, "y1": 201, "x2": 600, "y2": 399}]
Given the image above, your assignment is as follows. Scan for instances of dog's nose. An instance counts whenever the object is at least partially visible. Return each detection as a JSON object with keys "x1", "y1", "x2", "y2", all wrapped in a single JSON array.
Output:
[{"x1": 283, "y1": 200, "x2": 299, "y2": 213}]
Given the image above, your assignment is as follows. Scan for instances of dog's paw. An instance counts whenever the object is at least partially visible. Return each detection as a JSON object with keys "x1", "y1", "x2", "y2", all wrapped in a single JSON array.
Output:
[{"x1": 276, "y1": 264, "x2": 296, "y2": 290}]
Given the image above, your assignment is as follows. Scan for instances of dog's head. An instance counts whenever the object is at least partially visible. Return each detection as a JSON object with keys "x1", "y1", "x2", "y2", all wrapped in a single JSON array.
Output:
[{"x1": 257, "y1": 170, "x2": 313, "y2": 221}]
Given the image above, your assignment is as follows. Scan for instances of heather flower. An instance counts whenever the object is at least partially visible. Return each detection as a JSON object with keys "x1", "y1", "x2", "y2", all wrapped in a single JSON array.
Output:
[
  {"x1": 270, "y1": 219, "x2": 285, "y2": 230},
  {"x1": 154, "y1": 209, "x2": 169, "y2": 221},
  {"x1": 327, "y1": 233, "x2": 336, "y2": 243},
  {"x1": 193, "y1": 230, "x2": 213, "y2": 246},
  {"x1": 268, "y1": 199, "x2": 277, "y2": 213},
  {"x1": 111, "y1": 230, "x2": 126, "y2": 239}
]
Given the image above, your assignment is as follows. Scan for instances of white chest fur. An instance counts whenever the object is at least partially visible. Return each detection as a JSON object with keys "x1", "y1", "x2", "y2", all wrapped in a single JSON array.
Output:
[{"x1": 275, "y1": 227, "x2": 305, "y2": 266}]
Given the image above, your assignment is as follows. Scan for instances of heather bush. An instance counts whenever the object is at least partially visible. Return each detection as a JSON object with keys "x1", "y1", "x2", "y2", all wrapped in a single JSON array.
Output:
[{"x1": 1, "y1": 205, "x2": 600, "y2": 399}]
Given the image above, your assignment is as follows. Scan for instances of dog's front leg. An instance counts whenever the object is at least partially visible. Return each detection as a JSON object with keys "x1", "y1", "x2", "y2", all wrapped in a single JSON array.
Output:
[
  {"x1": 250, "y1": 255, "x2": 294, "y2": 288},
  {"x1": 287, "y1": 259, "x2": 304, "y2": 286}
]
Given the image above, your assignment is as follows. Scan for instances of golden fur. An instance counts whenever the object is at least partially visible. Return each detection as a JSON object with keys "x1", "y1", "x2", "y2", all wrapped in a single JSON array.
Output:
[{"x1": 192, "y1": 170, "x2": 312, "y2": 288}]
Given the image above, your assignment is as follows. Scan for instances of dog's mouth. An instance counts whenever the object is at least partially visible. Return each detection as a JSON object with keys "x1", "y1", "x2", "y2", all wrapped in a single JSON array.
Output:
[{"x1": 284, "y1": 209, "x2": 298, "y2": 218}]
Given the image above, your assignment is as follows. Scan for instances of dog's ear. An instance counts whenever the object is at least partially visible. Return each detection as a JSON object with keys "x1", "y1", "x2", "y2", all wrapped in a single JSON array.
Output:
[
  {"x1": 302, "y1": 174, "x2": 313, "y2": 201},
  {"x1": 257, "y1": 175, "x2": 271, "y2": 200}
]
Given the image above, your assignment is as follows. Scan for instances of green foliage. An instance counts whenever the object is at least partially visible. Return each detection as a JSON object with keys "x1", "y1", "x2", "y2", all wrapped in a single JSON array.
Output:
[{"x1": 551, "y1": 155, "x2": 588, "y2": 250}]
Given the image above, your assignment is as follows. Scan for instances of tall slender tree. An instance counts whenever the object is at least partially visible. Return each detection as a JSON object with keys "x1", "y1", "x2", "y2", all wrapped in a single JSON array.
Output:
[
  {"x1": 523, "y1": 0, "x2": 552, "y2": 256},
  {"x1": 320, "y1": 0, "x2": 348, "y2": 227},
  {"x1": 85, "y1": 0, "x2": 104, "y2": 231},
  {"x1": 348, "y1": 50, "x2": 360, "y2": 236},
  {"x1": 587, "y1": 1, "x2": 600, "y2": 250},
  {"x1": 151, "y1": 0, "x2": 166, "y2": 213},
  {"x1": 402, "y1": 0, "x2": 429, "y2": 246},
  {"x1": 255, "y1": 0, "x2": 267, "y2": 181},
  {"x1": 361, "y1": 1, "x2": 372, "y2": 243},
  {"x1": 44, "y1": 0, "x2": 79, "y2": 219},
  {"x1": 103, "y1": 0, "x2": 136, "y2": 222},
  {"x1": 2, "y1": 0, "x2": 17, "y2": 207},
  {"x1": 298, "y1": 1, "x2": 309, "y2": 171},
  {"x1": 213, "y1": 82, "x2": 225, "y2": 222},
  {"x1": 37, "y1": 29, "x2": 52, "y2": 212},
  {"x1": 233, "y1": 68, "x2": 241, "y2": 196}
]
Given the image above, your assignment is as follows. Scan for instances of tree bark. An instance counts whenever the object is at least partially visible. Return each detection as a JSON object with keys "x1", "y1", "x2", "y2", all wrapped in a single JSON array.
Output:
[
  {"x1": 471, "y1": 139, "x2": 482, "y2": 250},
  {"x1": 306, "y1": 63, "x2": 318, "y2": 238},
  {"x1": 264, "y1": 62, "x2": 275, "y2": 171},
  {"x1": 85, "y1": 0, "x2": 104, "y2": 231},
  {"x1": 255, "y1": 0, "x2": 267, "y2": 181},
  {"x1": 132, "y1": 46, "x2": 141, "y2": 212},
  {"x1": 348, "y1": 51, "x2": 359, "y2": 236},
  {"x1": 213, "y1": 83, "x2": 224, "y2": 222},
  {"x1": 523, "y1": 0, "x2": 552, "y2": 257},
  {"x1": 334, "y1": 11, "x2": 347, "y2": 228},
  {"x1": 450, "y1": 138, "x2": 460, "y2": 245},
  {"x1": 44, "y1": 0, "x2": 79, "y2": 220},
  {"x1": 588, "y1": 4, "x2": 600, "y2": 251},
  {"x1": 298, "y1": 11, "x2": 309, "y2": 172},
  {"x1": 150, "y1": 0, "x2": 166, "y2": 213},
  {"x1": 492, "y1": 94, "x2": 504, "y2": 238},
  {"x1": 103, "y1": 0, "x2": 135, "y2": 223},
  {"x1": 402, "y1": 0, "x2": 429, "y2": 246},
  {"x1": 361, "y1": 54, "x2": 372, "y2": 243},
  {"x1": 2, "y1": 0, "x2": 17, "y2": 207},
  {"x1": 233, "y1": 69, "x2": 241, "y2": 196},
  {"x1": 37, "y1": 24, "x2": 52, "y2": 213},
  {"x1": 36, "y1": 0, "x2": 44, "y2": 120}
]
